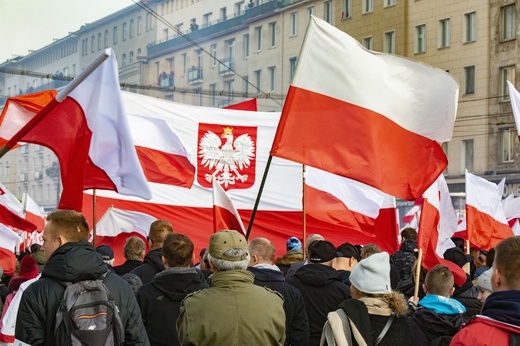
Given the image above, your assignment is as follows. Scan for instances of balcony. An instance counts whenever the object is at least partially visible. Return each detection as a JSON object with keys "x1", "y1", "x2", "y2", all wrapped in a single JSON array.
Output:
[
  {"x1": 219, "y1": 57, "x2": 236, "y2": 76},
  {"x1": 187, "y1": 67, "x2": 203, "y2": 84}
]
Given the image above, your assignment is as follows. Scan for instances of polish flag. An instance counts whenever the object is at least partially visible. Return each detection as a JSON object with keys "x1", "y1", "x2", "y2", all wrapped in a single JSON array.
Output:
[
  {"x1": 466, "y1": 172, "x2": 513, "y2": 250},
  {"x1": 82, "y1": 92, "x2": 399, "y2": 259},
  {"x1": 418, "y1": 175, "x2": 466, "y2": 286},
  {"x1": 213, "y1": 179, "x2": 246, "y2": 235},
  {"x1": 0, "y1": 49, "x2": 152, "y2": 211},
  {"x1": 128, "y1": 114, "x2": 195, "y2": 188},
  {"x1": 224, "y1": 98, "x2": 258, "y2": 111},
  {"x1": 305, "y1": 166, "x2": 387, "y2": 236},
  {"x1": 0, "y1": 183, "x2": 37, "y2": 232},
  {"x1": 512, "y1": 220, "x2": 520, "y2": 236},
  {"x1": 507, "y1": 81, "x2": 520, "y2": 139},
  {"x1": 402, "y1": 205, "x2": 421, "y2": 225},
  {"x1": 24, "y1": 193, "x2": 46, "y2": 232},
  {"x1": 270, "y1": 16, "x2": 458, "y2": 201},
  {"x1": 0, "y1": 224, "x2": 22, "y2": 276},
  {"x1": 502, "y1": 194, "x2": 520, "y2": 228}
]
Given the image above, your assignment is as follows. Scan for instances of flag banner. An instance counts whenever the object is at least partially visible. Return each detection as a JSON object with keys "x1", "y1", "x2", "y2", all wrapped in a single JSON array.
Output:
[
  {"x1": 270, "y1": 16, "x2": 458, "y2": 201},
  {"x1": 0, "y1": 182, "x2": 24, "y2": 216},
  {"x1": 402, "y1": 205, "x2": 421, "y2": 225},
  {"x1": 82, "y1": 92, "x2": 399, "y2": 258},
  {"x1": 418, "y1": 176, "x2": 466, "y2": 286},
  {"x1": 507, "y1": 81, "x2": 520, "y2": 140},
  {"x1": 223, "y1": 98, "x2": 258, "y2": 111},
  {"x1": 213, "y1": 179, "x2": 246, "y2": 235},
  {"x1": 24, "y1": 193, "x2": 46, "y2": 231},
  {"x1": 0, "y1": 183, "x2": 37, "y2": 232},
  {"x1": 0, "y1": 49, "x2": 152, "y2": 211},
  {"x1": 305, "y1": 166, "x2": 387, "y2": 236},
  {"x1": 466, "y1": 172, "x2": 513, "y2": 250}
]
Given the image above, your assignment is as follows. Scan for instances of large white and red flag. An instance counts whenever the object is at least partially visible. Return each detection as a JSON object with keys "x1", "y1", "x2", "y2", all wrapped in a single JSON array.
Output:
[
  {"x1": 81, "y1": 92, "x2": 399, "y2": 258},
  {"x1": 213, "y1": 179, "x2": 246, "y2": 235},
  {"x1": 507, "y1": 81, "x2": 520, "y2": 139},
  {"x1": 418, "y1": 175, "x2": 466, "y2": 286},
  {"x1": 305, "y1": 166, "x2": 387, "y2": 236},
  {"x1": 0, "y1": 49, "x2": 152, "y2": 211},
  {"x1": 0, "y1": 223, "x2": 22, "y2": 276},
  {"x1": 270, "y1": 16, "x2": 458, "y2": 201},
  {"x1": 0, "y1": 183, "x2": 37, "y2": 232},
  {"x1": 466, "y1": 172, "x2": 513, "y2": 250},
  {"x1": 24, "y1": 193, "x2": 46, "y2": 232}
]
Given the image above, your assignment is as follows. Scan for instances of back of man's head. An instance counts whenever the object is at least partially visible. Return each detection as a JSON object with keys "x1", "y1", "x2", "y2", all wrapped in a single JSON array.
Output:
[
  {"x1": 46, "y1": 210, "x2": 89, "y2": 242},
  {"x1": 248, "y1": 237, "x2": 276, "y2": 264},
  {"x1": 400, "y1": 227, "x2": 418, "y2": 241},
  {"x1": 162, "y1": 233, "x2": 194, "y2": 268},
  {"x1": 360, "y1": 243, "x2": 381, "y2": 259},
  {"x1": 305, "y1": 234, "x2": 324, "y2": 257},
  {"x1": 494, "y1": 236, "x2": 520, "y2": 291},
  {"x1": 148, "y1": 220, "x2": 174, "y2": 250},
  {"x1": 424, "y1": 265, "x2": 454, "y2": 297},
  {"x1": 124, "y1": 236, "x2": 146, "y2": 261},
  {"x1": 208, "y1": 230, "x2": 249, "y2": 272}
]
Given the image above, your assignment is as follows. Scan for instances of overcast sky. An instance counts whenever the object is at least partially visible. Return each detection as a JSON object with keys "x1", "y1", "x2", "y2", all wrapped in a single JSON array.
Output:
[{"x1": 0, "y1": 0, "x2": 132, "y2": 63}]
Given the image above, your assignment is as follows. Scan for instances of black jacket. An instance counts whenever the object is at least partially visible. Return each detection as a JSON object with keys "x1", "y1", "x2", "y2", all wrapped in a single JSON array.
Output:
[
  {"x1": 130, "y1": 248, "x2": 165, "y2": 284},
  {"x1": 113, "y1": 259, "x2": 143, "y2": 276},
  {"x1": 390, "y1": 239, "x2": 416, "y2": 280},
  {"x1": 287, "y1": 264, "x2": 350, "y2": 346},
  {"x1": 452, "y1": 277, "x2": 481, "y2": 318},
  {"x1": 248, "y1": 266, "x2": 310, "y2": 346},
  {"x1": 136, "y1": 267, "x2": 208, "y2": 346},
  {"x1": 14, "y1": 241, "x2": 149, "y2": 346},
  {"x1": 408, "y1": 308, "x2": 465, "y2": 346}
]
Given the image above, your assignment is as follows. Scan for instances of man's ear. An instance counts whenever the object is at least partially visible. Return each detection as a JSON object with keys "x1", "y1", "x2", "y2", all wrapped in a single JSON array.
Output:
[
  {"x1": 493, "y1": 268, "x2": 501, "y2": 291},
  {"x1": 422, "y1": 283, "x2": 428, "y2": 294},
  {"x1": 57, "y1": 235, "x2": 67, "y2": 247},
  {"x1": 449, "y1": 287, "x2": 455, "y2": 297},
  {"x1": 162, "y1": 256, "x2": 167, "y2": 266}
]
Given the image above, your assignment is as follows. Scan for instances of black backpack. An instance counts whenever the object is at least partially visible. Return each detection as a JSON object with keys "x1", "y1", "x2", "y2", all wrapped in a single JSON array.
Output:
[{"x1": 54, "y1": 271, "x2": 124, "y2": 345}]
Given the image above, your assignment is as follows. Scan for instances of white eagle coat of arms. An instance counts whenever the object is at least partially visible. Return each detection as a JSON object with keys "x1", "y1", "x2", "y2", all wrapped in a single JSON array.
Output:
[{"x1": 198, "y1": 127, "x2": 255, "y2": 188}]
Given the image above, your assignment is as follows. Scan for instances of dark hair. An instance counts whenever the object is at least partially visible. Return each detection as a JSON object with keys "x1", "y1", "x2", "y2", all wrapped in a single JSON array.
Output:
[
  {"x1": 46, "y1": 210, "x2": 89, "y2": 242},
  {"x1": 162, "y1": 233, "x2": 193, "y2": 267},
  {"x1": 494, "y1": 236, "x2": 520, "y2": 289},
  {"x1": 30, "y1": 244, "x2": 42, "y2": 253},
  {"x1": 486, "y1": 247, "x2": 495, "y2": 268},
  {"x1": 451, "y1": 237, "x2": 465, "y2": 251},
  {"x1": 148, "y1": 220, "x2": 174, "y2": 245},
  {"x1": 401, "y1": 227, "x2": 418, "y2": 241},
  {"x1": 360, "y1": 243, "x2": 381, "y2": 259}
]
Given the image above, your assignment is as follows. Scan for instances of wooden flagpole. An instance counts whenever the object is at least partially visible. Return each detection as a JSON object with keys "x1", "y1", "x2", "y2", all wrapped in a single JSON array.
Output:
[
  {"x1": 302, "y1": 164, "x2": 307, "y2": 259},
  {"x1": 92, "y1": 189, "x2": 97, "y2": 247},
  {"x1": 413, "y1": 248, "x2": 423, "y2": 300},
  {"x1": 0, "y1": 49, "x2": 112, "y2": 159},
  {"x1": 246, "y1": 155, "x2": 273, "y2": 239}
]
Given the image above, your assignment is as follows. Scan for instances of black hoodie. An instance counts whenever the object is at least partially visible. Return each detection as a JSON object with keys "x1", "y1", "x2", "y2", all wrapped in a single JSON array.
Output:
[
  {"x1": 136, "y1": 267, "x2": 208, "y2": 346},
  {"x1": 130, "y1": 248, "x2": 165, "y2": 284},
  {"x1": 287, "y1": 264, "x2": 350, "y2": 346}
]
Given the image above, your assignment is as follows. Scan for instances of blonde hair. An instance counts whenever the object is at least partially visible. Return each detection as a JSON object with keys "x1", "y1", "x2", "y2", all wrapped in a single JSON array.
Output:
[{"x1": 351, "y1": 285, "x2": 409, "y2": 317}]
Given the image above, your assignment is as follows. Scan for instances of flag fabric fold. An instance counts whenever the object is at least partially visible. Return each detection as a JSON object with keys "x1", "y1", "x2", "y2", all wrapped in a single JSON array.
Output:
[
  {"x1": 0, "y1": 183, "x2": 37, "y2": 232},
  {"x1": 305, "y1": 166, "x2": 386, "y2": 236},
  {"x1": 24, "y1": 193, "x2": 46, "y2": 232},
  {"x1": 507, "y1": 81, "x2": 520, "y2": 139},
  {"x1": 95, "y1": 206, "x2": 157, "y2": 238},
  {"x1": 465, "y1": 172, "x2": 513, "y2": 250},
  {"x1": 213, "y1": 179, "x2": 246, "y2": 235},
  {"x1": 223, "y1": 98, "x2": 258, "y2": 111},
  {"x1": 0, "y1": 49, "x2": 152, "y2": 211},
  {"x1": 270, "y1": 16, "x2": 458, "y2": 201}
]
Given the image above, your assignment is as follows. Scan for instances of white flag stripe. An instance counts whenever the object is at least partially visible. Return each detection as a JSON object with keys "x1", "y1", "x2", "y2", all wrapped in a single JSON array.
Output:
[
  {"x1": 0, "y1": 223, "x2": 22, "y2": 251},
  {"x1": 466, "y1": 172, "x2": 508, "y2": 224},
  {"x1": 95, "y1": 207, "x2": 157, "y2": 238}
]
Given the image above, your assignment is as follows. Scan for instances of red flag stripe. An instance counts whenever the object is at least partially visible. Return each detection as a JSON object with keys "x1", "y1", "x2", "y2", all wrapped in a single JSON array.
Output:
[
  {"x1": 466, "y1": 204, "x2": 514, "y2": 250},
  {"x1": 135, "y1": 146, "x2": 195, "y2": 187}
]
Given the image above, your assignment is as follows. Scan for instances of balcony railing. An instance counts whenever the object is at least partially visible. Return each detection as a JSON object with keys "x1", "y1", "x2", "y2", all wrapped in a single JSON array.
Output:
[
  {"x1": 187, "y1": 67, "x2": 203, "y2": 84},
  {"x1": 219, "y1": 57, "x2": 235, "y2": 76}
]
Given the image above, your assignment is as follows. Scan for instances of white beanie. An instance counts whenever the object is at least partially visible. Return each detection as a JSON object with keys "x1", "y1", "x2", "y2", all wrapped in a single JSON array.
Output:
[
  {"x1": 477, "y1": 268, "x2": 493, "y2": 293},
  {"x1": 350, "y1": 252, "x2": 391, "y2": 294}
]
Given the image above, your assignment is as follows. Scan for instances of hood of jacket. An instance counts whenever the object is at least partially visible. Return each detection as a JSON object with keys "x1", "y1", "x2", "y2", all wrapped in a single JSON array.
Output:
[
  {"x1": 248, "y1": 266, "x2": 284, "y2": 283},
  {"x1": 42, "y1": 241, "x2": 108, "y2": 282},
  {"x1": 152, "y1": 267, "x2": 208, "y2": 302},
  {"x1": 293, "y1": 263, "x2": 342, "y2": 287},
  {"x1": 143, "y1": 248, "x2": 165, "y2": 273},
  {"x1": 400, "y1": 239, "x2": 417, "y2": 253},
  {"x1": 482, "y1": 290, "x2": 520, "y2": 327},
  {"x1": 419, "y1": 294, "x2": 466, "y2": 315},
  {"x1": 411, "y1": 307, "x2": 465, "y2": 338},
  {"x1": 275, "y1": 250, "x2": 304, "y2": 266}
]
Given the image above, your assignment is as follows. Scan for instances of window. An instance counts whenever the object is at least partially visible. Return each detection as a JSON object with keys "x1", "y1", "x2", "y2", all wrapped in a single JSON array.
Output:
[
  {"x1": 182, "y1": 53, "x2": 187, "y2": 74},
  {"x1": 210, "y1": 83, "x2": 217, "y2": 106},
  {"x1": 130, "y1": 19, "x2": 135, "y2": 38},
  {"x1": 220, "y1": 7, "x2": 227, "y2": 22},
  {"x1": 384, "y1": 0, "x2": 396, "y2": 7},
  {"x1": 163, "y1": 28, "x2": 169, "y2": 41},
  {"x1": 254, "y1": 69, "x2": 261, "y2": 90},
  {"x1": 243, "y1": 76, "x2": 249, "y2": 97},
  {"x1": 324, "y1": 1, "x2": 332, "y2": 23},
  {"x1": 415, "y1": 25, "x2": 426, "y2": 53},
  {"x1": 363, "y1": 36, "x2": 373, "y2": 50},
  {"x1": 137, "y1": 16, "x2": 142, "y2": 35},
  {"x1": 225, "y1": 80, "x2": 235, "y2": 104},
  {"x1": 203, "y1": 13, "x2": 212, "y2": 27},
  {"x1": 269, "y1": 66, "x2": 276, "y2": 92},
  {"x1": 462, "y1": 139, "x2": 474, "y2": 173},
  {"x1": 363, "y1": 0, "x2": 373, "y2": 14},
  {"x1": 146, "y1": 13, "x2": 154, "y2": 31},
  {"x1": 123, "y1": 22, "x2": 127, "y2": 41},
  {"x1": 464, "y1": 12, "x2": 476, "y2": 43},
  {"x1": 227, "y1": 39, "x2": 235, "y2": 61},
  {"x1": 269, "y1": 22, "x2": 276, "y2": 48},
  {"x1": 383, "y1": 31, "x2": 395, "y2": 53},
  {"x1": 104, "y1": 30, "x2": 109, "y2": 48},
  {"x1": 290, "y1": 57, "x2": 297, "y2": 82},
  {"x1": 82, "y1": 39, "x2": 88, "y2": 56},
  {"x1": 342, "y1": 0, "x2": 352, "y2": 19},
  {"x1": 235, "y1": 1, "x2": 245, "y2": 15},
  {"x1": 98, "y1": 33, "x2": 102, "y2": 50},
  {"x1": 501, "y1": 128, "x2": 516, "y2": 162},
  {"x1": 501, "y1": 5, "x2": 516, "y2": 41},
  {"x1": 307, "y1": 6, "x2": 315, "y2": 22},
  {"x1": 464, "y1": 65, "x2": 475, "y2": 95},
  {"x1": 91, "y1": 35, "x2": 95, "y2": 53},
  {"x1": 243, "y1": 34, "x2": 249, "y2": 58},
  {"x1": 290, "y1": 12, "x2": 298, "y2": 36},
  {"x1": 501, "y1": 66, "x2": 515, "y2": 101},
  {"x1": 113, "y1": 26, "x2": 118, "y2": 44},
  {"x1": 129, "y1": 51, "x2": 134, "y2": 64},
  {"x1": 255, "y1": 26, "x2": 262, "y2": 51},
  {"x1": 438, "y1": 18, "x2": 450, "y2": 48},
  {"x1": 211, "y1": 44, "x2": 217, "y2": 67},
  {"x1": 122, "y1": 53, "x2": 127, "y2": 67}
]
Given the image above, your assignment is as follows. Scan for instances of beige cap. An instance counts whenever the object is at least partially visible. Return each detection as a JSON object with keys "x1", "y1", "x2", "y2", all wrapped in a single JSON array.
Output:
[{"x1": 209, "y1": 230, "x2": 248, "y2": 261}]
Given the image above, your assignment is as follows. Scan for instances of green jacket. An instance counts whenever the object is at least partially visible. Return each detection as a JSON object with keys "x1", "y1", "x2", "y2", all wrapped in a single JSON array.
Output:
[{"x1": 177, "y1": 269, "x2": 286, "y2": 346}]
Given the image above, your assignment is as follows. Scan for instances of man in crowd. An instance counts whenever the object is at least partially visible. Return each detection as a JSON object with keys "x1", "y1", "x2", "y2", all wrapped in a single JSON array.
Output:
[
  {"x1": 287, "y1": 240, "x2": 349, "y2": 346},
  {"x1": 131, "y1": 219, "x2": 174, "y2": 284},
  {"x1": 451, "y1": 236, "x2": 520, "y2": 345},
  {"x1": 137, "y1": 233, "x2": 208, "y2": 346},
  {"x1": 408, "y1": 264, "x2": 466, "y2": 344},
  {"x1": 177, "y1": 230, "x2": 285, "y2": 345},
  {"x1": 390, "y1": 227, "x2": 417, "y2": 281},
  {"x1": 248, "y1": 237, "x2": 309, "y2": 345},
  {"x1": 113, "y1": 236, "x2": 146, "y2": 275},
  {"x1": 334, "y1": 241, "x2": 360, "y2": 286},
  {"x1": 14, "y1": 210, "x2": 148, "y2": 345},
  {"x1": 285, "y1": 233, "x2": 324, "y2": 280}
]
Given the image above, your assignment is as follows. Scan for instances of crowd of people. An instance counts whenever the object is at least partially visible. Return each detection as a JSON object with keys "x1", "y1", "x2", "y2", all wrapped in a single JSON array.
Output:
[{"x1": 0, "y1": 212, "x2": 519, "y2": 345}]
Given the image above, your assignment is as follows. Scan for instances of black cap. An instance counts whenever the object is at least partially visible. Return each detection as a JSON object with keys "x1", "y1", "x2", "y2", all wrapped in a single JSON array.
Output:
[
  {"x1": 337, "y1": 242, "x2": 361, "y2": 261},
  {"x1": 443, "y1": 247, "x2": 474, "y2": 268},
  {"x1": 96, "y1": 245, "x2": 114, "y2": 261},
  {"x1": 309, "y1": 240, "x2": 340, "y2": 263}
]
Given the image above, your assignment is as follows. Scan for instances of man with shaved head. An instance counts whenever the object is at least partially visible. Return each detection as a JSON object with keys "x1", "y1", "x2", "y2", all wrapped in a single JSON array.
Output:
[{"x1": 248, "y1": 237, "x2": 309, "y2": 345}]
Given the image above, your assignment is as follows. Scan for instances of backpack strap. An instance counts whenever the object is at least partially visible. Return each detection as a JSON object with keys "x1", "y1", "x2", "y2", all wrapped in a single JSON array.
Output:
[
  {"x1": 338, "y1": 299, "x2": 373, "y2": 345},
  {"x1": 374, "y1": 312, "x2": 395, "y2": 345},
  {"x1": 320, "y1": 308, "x2": 352, "y2": 346}
]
